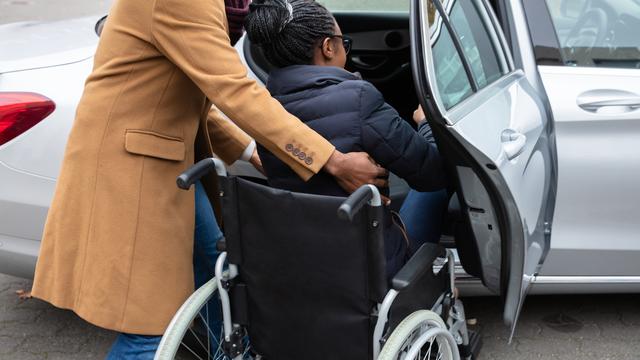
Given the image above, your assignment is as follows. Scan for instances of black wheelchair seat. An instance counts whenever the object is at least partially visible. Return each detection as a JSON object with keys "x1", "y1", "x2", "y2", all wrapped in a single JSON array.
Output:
[{"x1": 218, "y1": 176, "x2": 448, "y2": 360}]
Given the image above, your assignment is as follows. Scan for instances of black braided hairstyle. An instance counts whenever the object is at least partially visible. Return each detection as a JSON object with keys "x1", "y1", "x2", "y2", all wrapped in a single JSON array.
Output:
[{"x1": 245, "y1": 0, "x2": 336, "y2": 68}]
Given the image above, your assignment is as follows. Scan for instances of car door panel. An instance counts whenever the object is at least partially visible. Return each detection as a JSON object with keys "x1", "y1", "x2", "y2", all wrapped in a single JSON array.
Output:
[
  {"x1": 522, "y1": 0, "x2": 640, "y2": 279},
  {"x1": 538, "y1": 66, "x2": 640, "y2": 275},
  {"x1": 411, "y1": 0, "x2": 557, "y2": 335}
]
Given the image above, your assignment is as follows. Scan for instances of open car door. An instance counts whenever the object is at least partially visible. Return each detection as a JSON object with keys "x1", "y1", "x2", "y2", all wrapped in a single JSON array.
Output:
[{"x1": 410, "y1": 0, "x2": 557, "y2": 336}]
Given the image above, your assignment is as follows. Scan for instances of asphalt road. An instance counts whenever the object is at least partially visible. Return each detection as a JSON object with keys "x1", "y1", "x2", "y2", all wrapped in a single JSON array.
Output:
[
  {"x1": 3, "y1": 273, "x2": 640, "y2": 359},
  {"x1": 2, "y1": 1, "x2": 640, "y2": 359}
]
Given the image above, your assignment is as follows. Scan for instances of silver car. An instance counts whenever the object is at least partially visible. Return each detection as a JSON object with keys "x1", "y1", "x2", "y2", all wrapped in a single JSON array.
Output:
[{"x1": 0, "y1": 0, "x2": 638, "y2": 333}]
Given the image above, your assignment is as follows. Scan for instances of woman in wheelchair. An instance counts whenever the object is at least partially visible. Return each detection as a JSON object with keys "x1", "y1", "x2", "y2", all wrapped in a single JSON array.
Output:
[{"x1": 245, "y1": 0, "x2": 447, "y2": 277}]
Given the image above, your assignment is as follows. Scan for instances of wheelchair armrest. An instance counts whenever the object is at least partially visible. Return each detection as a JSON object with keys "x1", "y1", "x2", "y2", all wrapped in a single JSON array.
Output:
[{"x1": 391, "y1": 243, "x2": 441, "y2": 291}]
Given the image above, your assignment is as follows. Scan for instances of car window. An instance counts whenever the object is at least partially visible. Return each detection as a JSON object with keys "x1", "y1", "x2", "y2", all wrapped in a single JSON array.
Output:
[
  {"x1": 448, "y1": 0, "x2": 504, "y2": 88},
  {"x1": 321, "y1": 0, "x2": 409, "y2": 12},
  {"x1": 428, "y1": 1, "x2": 474, "y2": 109},
  {"x1": 545, "y1": 0, "x2": 640, "y2": 68}
]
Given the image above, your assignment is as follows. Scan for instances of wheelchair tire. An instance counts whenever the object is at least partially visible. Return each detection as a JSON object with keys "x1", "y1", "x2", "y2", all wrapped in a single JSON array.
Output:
[
  {"x1": 378, "y1": 310, "x2": 460, "y2": 360},
  {"x1": 155, "y1": 277, "x2": 242, "y2": 360}
]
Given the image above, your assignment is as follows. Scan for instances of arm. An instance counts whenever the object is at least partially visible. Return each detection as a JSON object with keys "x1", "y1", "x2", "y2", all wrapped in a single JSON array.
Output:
[
  {"x1": 207, "y1": 107, "x2": 265, "y2": 174},
  {"x1": 358, "y1": 84, "x2": 446, "y2": 192},
  {"x1": 206, "y1": 106, "x2": 252, "y2": 164},
  {"x1": 413, "y1": 105, "x2": 436, "y2": 144},
  {"x1": 151, "y1": 0, "x2": 333, "y2": 181}
]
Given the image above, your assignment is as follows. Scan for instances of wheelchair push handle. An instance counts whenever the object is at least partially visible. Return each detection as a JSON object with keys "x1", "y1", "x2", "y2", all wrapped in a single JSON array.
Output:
[
  {"x1": 337, "y1": 184, "x2": 382, "y2": 221},
  {"x1": 177, "y1": 158, "x2": 227, "y2": 190}
]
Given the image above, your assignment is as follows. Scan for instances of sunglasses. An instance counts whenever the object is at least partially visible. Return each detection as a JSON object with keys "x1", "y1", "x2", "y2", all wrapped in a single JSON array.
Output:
[{"x1": 322, "y1": 34, "x2": 353, "y2": 55}]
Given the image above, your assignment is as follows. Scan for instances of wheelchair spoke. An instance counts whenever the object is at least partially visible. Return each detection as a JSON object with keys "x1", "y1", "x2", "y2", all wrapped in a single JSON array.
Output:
[
  {"x1": 180, "y1": 340, "x2": 206, "y2": 360},
  {"x1": 206, "y1": 305, "x2": 211, "y2": 360},
  {"x1": 198, "y1": 309, "x2": 221, "y2": 345},
  {"x1": 186, "y1": 323, "x2": 210, "y2": 357}
]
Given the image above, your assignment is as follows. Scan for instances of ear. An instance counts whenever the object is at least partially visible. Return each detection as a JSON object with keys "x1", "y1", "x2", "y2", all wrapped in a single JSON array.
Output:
[{"x1": 320, "y1": 37, "x2": 335, "y2": 60}]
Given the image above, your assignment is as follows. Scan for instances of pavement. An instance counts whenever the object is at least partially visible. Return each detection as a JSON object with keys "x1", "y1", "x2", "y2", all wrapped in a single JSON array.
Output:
[
  {"x1": 2, "y1": 272, "x2": 640, "y2": 359},
  {"x1": 1, "y1": 1, "x2": 640, "y2": 359},
  {"x1": 0, "y1": 274, "x2": 116, "y2": 359}
]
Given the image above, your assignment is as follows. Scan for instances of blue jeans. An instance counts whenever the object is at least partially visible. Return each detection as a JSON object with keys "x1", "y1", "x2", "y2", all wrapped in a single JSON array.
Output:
[
  {"x1": 106, "y1": 181, "x2": 224, "y2": 359},
  {"x1": 399, "y1": 189, "x2": 449, "y2": 254},
  {"x1": 192, "y1": 181, "x2": 224, "y2": 339}
]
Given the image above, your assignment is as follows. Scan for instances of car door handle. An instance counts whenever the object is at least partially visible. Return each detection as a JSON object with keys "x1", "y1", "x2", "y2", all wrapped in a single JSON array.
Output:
[
  {"x1": 350, "y1": 55, "x2": 388, "y2": 70},
  {"x1": 577, "y1": 90, "x2": 640, "y2": 113},
  {"x1": 501, "y1": 129, "x2": 527, "y2": 160}
]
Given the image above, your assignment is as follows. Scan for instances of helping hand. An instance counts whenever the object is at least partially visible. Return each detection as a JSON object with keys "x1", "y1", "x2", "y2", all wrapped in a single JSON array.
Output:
[{"x1": 324, "y1": 150, "x2": 391, "y2": 204}]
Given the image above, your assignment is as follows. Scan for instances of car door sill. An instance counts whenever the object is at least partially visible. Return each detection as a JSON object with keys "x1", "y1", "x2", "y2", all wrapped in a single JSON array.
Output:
[
  {"x1": 453, "y1": 271, "x2": 640, "y2": 297},
  {"x1": 532, "y1": 276, "x2": 640, "y2": 285}
]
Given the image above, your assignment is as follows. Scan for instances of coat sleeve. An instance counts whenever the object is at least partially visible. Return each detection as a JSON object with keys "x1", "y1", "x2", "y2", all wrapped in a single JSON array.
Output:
[
  {"x1": 358, "y1": 83, "x2": 446, "y2": 192},
  {"x1": 206, "y1": 106, "x2": 252, "y2": 164},
  {"x1": 151, "y1": 0, "x2": 334, "y2": 181}
]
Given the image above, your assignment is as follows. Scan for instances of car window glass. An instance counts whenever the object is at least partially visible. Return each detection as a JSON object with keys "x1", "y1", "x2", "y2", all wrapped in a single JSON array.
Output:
[
  {"x1": 545, "y1": 0, "x2": 640, "y2": 69},
  {"x1": 449, "y1": 0, "x2": 504, "y2": 88},
  {"x1": 321, "y1": 0, "x2": 409, "y2": 12},
  {"x1": 428, "y1": 0, "x2": 474, "y2": 109}
]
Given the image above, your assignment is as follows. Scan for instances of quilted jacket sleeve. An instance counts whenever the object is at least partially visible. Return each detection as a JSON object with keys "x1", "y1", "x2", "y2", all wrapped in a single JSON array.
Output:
[{"x1": 358, "y1": 82, "x2": 446, "y2": 192}]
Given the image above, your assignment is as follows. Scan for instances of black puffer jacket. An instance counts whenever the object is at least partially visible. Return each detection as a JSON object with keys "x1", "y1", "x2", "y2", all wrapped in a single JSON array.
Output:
[
  {"x1": 258, "y1": 65, "x2": 446, "y2": 198},
  {"x1": 258, "y1": 66, "x2": 446, "y2": 277}
]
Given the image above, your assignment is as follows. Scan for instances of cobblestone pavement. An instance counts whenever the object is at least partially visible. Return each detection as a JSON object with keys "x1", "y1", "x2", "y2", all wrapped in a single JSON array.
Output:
[{"x1": 2, "y1": 273, "x2": 639, "y2": 359}]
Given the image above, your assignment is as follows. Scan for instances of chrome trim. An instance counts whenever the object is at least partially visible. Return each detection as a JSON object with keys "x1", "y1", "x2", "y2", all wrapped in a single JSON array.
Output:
[{"x1": 532, "y1": 276, "x2": 640, "y2": 285}]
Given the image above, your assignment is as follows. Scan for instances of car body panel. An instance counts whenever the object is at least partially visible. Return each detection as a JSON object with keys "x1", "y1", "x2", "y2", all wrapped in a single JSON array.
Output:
[
  {"x1": 516, "y1": 0, "x2": 640, "y2": 279},
  {"x1": 0, "y1": 16, "x2": 99, "y2": 74},
  {"x1": 0, "y1": 17, "x2": 98, "y2": 278},
  {"x1": 538, "y1": 65, "x2": 640, "y2": 276},
  {"x1": 0, "y1": 59, "x2": 94, "y2": 178},
  {"x1": 0, "y1": 159, "x2": 53, "y2": 278}
]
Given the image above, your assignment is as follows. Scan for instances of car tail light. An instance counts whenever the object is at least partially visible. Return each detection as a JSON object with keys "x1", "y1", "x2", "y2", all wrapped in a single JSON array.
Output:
[{"x1": 0, "y1": 92, "x2": 55, "y2": 146}]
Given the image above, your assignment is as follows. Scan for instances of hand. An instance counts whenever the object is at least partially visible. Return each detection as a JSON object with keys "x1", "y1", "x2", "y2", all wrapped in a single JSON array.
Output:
[
  {"x1": 324, "y1": 150, "x2": 391, "y2": 204},
  {"x1": 249, "y1": 148, "x2": 265, "y2": 175},
  {"x1": 413, "y1": 105, "x2": 427, "y2": 126}
]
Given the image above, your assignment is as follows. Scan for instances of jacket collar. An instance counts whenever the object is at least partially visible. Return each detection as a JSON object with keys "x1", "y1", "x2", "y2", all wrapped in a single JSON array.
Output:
[{"x1": 266, "y1": 65, "x2": 361, "y2": 96}]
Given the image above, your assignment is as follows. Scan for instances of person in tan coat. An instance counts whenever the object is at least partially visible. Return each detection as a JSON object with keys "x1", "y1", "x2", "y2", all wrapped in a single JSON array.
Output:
[{"x1": 30, "y1": 0, "x2": 387, "y2": 357}]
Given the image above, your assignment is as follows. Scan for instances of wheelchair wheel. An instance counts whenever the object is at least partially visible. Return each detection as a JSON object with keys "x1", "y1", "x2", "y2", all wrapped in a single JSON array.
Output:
[
  {"x1": 155, "y1": 277, "x2": 251, "y2": 360},
  {"x1": 378, "y1": 310, "x2": 460, "y2": 360}
]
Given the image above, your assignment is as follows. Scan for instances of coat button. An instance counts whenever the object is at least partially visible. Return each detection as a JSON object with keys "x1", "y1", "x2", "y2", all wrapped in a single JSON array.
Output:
[
  {"x1": 293, "y1": 148, "x2": 300, "y2": 156},
  {"x1": 298, "y1": 152, "x2": 306, "y2": 160},
  {"x1": 285, "y1": 144, "x2": 294, "y2": 152},
  {"x1": 305, "y1": 157, "x2": 313, "y2": 165}
]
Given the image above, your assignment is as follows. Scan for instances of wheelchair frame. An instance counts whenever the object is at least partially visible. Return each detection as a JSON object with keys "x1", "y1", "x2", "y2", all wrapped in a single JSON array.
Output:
[{"x1": 160, "y1": 158, "x2": 475, "y2": 360}]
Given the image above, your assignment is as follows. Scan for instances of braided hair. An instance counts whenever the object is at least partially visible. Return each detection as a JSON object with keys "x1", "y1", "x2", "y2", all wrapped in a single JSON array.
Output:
[{"x1": 245, "y1": 0, "x2": 336, "y2": 68}]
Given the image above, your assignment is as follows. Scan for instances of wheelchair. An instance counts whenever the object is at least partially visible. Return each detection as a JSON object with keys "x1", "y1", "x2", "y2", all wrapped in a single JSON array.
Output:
[{"x1": 155, "y1": 158, "x2": 478, "y2": 360}]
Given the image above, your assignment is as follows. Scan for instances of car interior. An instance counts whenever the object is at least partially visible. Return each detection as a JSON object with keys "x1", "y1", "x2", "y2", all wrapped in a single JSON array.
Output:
[
  {"x1": 547, "y1": 0, "x2": 640, "y2": 68},
  {"x1": 242, "y1": 3, "x2": 507, "y2": 284}
]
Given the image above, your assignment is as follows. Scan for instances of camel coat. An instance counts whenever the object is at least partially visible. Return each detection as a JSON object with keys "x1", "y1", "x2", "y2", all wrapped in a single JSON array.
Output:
[{"x1": 31, "y1": 0, "x2": 335, "y2": 335}]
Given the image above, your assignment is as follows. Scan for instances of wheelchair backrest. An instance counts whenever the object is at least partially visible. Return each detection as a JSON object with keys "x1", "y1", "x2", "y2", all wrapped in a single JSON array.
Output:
[{"x1": 219, "y1": 176, "x2": 387, "y2": 360}]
